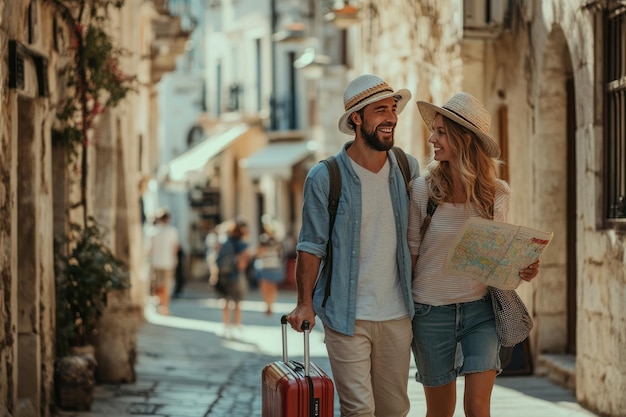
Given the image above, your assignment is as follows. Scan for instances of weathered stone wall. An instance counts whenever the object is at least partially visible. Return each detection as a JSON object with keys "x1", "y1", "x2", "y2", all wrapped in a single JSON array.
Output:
[
  {"x1": 502, "y1": 1, "x2": 626, "y2": 416},
  {"x1": 353, "y1": 0, "x2": 462, "y2": 163},
  {"x1": 0, "y1": 1, "x2": 58, "y2": 415},
  {"x1": 1, "y1": 0, "x2": 151, "y2": 413},
  {"x1": 0, "y1": 0, "x2": 18, "y2": 406}
]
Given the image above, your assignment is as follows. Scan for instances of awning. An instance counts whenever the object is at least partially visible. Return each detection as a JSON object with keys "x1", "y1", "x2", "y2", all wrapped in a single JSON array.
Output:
[
  {"x1": 241, "y1": 141, "x2": 316, "y2": 179},
  {"x1": 165, "y1": 124, "x2": 249, "y2": 182}
]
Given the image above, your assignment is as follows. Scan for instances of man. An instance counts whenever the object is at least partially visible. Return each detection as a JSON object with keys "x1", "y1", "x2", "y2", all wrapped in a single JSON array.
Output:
[
  {"x1": 286, "y1": 74, "x2": 419, "y2": 417},
  {"x1": 148, "y1": 208, "x2": 179, "y2": 315}
]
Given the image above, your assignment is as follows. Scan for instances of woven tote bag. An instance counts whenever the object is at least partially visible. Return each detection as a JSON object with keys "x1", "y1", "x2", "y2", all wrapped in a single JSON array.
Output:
[{"x1": 489, "y1": 287, "x2": 533, "y2": 347}]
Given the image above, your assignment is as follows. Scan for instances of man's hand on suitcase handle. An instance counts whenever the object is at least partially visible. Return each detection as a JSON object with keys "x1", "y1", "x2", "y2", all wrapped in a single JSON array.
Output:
[{"x1": 285, "y1": 306, "x2": 316, "y2": 332}]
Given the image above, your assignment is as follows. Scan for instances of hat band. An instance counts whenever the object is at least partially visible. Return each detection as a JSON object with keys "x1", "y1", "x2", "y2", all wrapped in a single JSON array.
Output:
[
  {"x1": 443, "y1": 106, "x2": 484, "y2": 134},
  {"x1": 345, "y1": 87, "x2": 394, "y2": 111}
]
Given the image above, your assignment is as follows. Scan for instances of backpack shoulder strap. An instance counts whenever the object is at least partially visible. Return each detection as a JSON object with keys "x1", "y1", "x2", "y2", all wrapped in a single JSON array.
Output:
[
  {"x1": 319, "y1": 156, "x2": 341, "y2": 308},
  {"x1": 391, "y1": 146, "x2": 411, "y2": 194},
  {"x1": 321, "y1": 156, "x2": 341, "y2": 218}
]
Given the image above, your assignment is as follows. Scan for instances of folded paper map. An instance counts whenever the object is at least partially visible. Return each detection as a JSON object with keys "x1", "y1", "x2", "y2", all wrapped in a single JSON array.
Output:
[{"x1": 442, "y1": 218, "x2": 553, "y2": 290}]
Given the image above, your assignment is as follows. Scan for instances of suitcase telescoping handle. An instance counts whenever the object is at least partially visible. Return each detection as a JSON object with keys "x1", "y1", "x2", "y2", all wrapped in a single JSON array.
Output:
[
  {"x1": 280, "y1": 315, "x2": 311, "y2": 376},
  {"x1": 280, "y1": 315, "x2": 289, "y2": 362}
]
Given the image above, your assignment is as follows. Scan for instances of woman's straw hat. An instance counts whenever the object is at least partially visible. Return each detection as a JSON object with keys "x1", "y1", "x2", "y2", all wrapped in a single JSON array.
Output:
[
  {"x1": 338, "y1": 74, "x2": 411, "y2": 134},
  {"x1": 416, "y1": 92, "x2": 500, "y2": 158}
]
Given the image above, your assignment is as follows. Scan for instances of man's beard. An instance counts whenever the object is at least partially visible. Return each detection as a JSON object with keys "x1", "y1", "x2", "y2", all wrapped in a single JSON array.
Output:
[{"x1": 360, "y1": 123, "x2": 394, "y2": 151}]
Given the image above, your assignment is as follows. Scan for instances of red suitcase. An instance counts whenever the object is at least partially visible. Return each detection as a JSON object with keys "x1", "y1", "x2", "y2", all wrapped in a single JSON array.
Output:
[{"x1": 262, "y1": 315, "x2": 334, "y2": 417}]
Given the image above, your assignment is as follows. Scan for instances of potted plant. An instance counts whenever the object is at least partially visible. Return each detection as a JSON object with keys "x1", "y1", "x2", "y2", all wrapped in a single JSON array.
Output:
[{"x1": 54, "y1": 217, "x2": 130, "y2": 410}]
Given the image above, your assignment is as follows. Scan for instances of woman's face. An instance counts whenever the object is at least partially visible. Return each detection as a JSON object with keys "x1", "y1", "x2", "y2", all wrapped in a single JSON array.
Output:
[{"x1": 428, "y1": 114, "x2": 455, "y2": 162}]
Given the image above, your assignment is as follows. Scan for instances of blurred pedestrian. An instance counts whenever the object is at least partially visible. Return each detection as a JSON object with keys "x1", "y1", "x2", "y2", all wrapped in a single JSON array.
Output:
[
  {"x1": 148, "y1": 208, "x2": 179, "y2": 315},
  {"x1": 254, "y1": 228, "x2": 285, "y2": 316},
  {"x1": 205, "y1": 228, "x2": 219, "y2": 285},
  {"x1": 282, "y1": 230, "x2": 298, "y2": 289},
  {"x1": 215, "y1": 219, "x2": 250, "y2": 338},
  {"x1": 172, "y1": 247, "x2": 185, "y2": 298}
]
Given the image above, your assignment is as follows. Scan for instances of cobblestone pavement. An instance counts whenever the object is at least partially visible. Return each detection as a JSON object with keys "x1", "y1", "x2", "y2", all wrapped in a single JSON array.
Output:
[{"x1": 54, "y1": 282, "x2": 598, "y2": 417}]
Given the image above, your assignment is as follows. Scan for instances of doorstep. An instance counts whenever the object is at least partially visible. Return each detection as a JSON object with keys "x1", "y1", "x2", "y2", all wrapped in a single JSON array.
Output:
[{"x1": 535, "y1": 353, "x2": 576, "y2": 392}]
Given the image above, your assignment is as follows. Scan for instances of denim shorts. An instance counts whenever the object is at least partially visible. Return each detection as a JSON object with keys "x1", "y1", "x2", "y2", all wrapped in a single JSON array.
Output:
[{"x1": 411, "y1": 295, "x2": 501, "y2": 387}]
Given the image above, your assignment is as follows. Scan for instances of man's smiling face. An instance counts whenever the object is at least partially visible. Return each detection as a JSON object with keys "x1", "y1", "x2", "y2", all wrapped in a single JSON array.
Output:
[{"x1": 356, "y1": 97, "x2": 398, "y2": 152}]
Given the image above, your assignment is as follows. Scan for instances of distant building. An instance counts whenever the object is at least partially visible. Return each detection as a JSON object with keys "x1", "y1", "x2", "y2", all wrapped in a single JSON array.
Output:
[{"x1": 155, "y1": 0, "x2": 346, "y2": 280}]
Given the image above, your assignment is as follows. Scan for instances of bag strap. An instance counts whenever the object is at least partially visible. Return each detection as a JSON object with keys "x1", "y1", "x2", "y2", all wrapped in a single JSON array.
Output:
[
  {"x1": 391, "y1": 146, "x2": 411, "y2": 195},
  {"x1": 322, "y1": 156, "x2": 341, "y2": 220},
  {"x1": 320, "y1": 156, "x2": 341, "y2": 307},
  {"x1": 420, "y1": 198, "x2": 438, "y2": 238}
]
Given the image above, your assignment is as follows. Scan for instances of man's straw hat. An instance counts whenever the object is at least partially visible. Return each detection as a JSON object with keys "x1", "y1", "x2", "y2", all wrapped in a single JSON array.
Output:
[{"x1": 338, "y1": 74, "x2": 411, "y2": 134}]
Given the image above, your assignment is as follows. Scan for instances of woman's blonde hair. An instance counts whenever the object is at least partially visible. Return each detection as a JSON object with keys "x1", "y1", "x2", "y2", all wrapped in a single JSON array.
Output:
[{"x1": 425, "y1": 115, "x2": 501, "y2": 219}]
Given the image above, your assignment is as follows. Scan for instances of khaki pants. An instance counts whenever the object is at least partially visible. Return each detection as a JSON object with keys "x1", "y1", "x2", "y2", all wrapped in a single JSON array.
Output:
[
  {"x1": 323, "y1": 317, "x2": 412, "y2": 417},
  {"x1": 151, "y1": 268, "x2": 174, "y2": 294}
]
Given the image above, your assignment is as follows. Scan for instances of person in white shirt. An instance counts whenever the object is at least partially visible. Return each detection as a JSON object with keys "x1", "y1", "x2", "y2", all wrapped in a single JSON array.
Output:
[{"x1": 148, "y1": 209, "x2": 179, "y2": 315}]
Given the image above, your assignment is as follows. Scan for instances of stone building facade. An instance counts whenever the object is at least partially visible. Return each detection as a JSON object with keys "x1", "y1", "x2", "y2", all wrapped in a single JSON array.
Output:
[
  {"x1": 0, "y1": 0, "x2": 186, "y2": 415},
  {"x1": 344, "y1": 0, "x2": 624, "y2": 415}
]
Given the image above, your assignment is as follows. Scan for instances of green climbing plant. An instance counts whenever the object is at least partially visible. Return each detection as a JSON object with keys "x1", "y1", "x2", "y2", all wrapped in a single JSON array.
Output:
[{"x1": 50, "y1": 0, "x2": 135, "y2": 156}]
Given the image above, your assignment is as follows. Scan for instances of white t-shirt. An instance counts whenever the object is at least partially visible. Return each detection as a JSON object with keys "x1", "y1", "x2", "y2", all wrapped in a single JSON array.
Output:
[
  {"x1": 149, "y1": 223, "x2": 179, "y2": 270},
  {"x1": 351, "y1": 158, "x2": 408, "y2": 321}
]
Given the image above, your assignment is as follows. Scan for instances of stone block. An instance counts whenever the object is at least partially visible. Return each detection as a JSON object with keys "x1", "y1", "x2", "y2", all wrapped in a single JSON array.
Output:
[{"x1": 92, "y1": 303, "x2": 142, "y2": 383}]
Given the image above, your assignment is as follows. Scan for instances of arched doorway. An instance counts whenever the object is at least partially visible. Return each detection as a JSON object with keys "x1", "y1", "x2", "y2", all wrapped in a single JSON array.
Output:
[{"x1": 535, "y1": 27, "x2": 577, "y2": 354}]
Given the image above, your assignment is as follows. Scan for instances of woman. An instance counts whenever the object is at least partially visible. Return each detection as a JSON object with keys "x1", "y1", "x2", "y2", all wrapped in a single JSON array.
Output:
[
  {"x1": 408, "y1": 92, "x2": 539, "y2": 417},
  {"x1": 215, "y1": 219, "x2": 250, "y2": 338},
  {"x1": 255, "y1": 229, "x2": 285, "y2": 316}
]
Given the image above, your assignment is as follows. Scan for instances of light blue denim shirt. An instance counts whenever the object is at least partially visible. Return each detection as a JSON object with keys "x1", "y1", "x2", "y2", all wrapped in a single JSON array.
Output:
[{"x1": 296, "y1": 141, "x2": 420, "y2": 336}]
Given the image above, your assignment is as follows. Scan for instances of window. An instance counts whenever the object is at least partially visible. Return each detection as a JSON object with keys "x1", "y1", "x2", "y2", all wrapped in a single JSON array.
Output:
[
  {"x1": 605, "y1": 2, "x2": 626, "y2": 223},
  {"x1": 227, "y1": 83, "x2": 243, "y2": 112},
  {"x1": 256, "y1": 38, "x2": 262, "y2": 112}
]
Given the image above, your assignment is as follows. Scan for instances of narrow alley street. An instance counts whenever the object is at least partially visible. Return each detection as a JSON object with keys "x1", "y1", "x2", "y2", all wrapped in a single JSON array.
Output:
[{"x1": 54, "y1": 281, "x2": 598, "y2": 417}]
